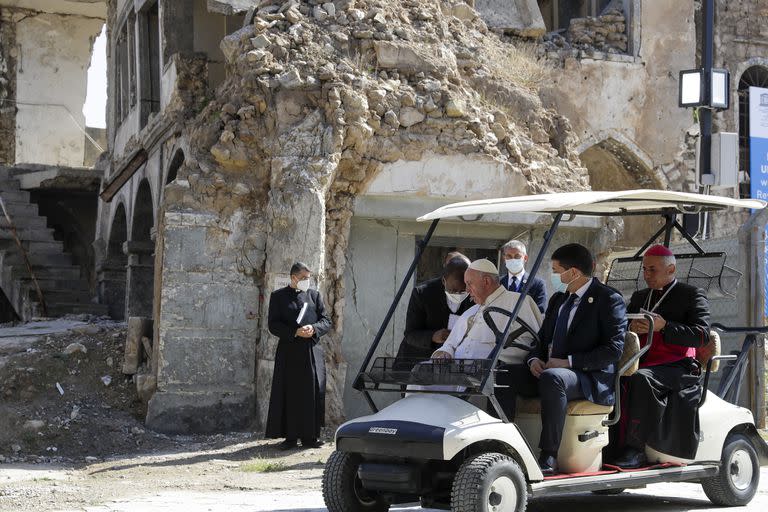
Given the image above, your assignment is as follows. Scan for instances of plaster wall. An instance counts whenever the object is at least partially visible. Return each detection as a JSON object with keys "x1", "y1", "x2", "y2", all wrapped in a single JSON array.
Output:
[
  {"x1": 14, "y1": 12, "x2": 103, "y2": 167},
  {"x1": 0, "y1": 0, "x2": 106, "y2": 17},
  {"x1": 366, "y1": 153, "x2": 529, "y2": 200},
  {"x1": 541, "y1": 2, "x2": 696, "y2": 168}
]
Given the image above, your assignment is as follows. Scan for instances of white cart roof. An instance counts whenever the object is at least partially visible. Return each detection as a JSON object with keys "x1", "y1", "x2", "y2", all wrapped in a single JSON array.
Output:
[{"x1": 417, "y1": 190, "x2": 766, "y2": 221}]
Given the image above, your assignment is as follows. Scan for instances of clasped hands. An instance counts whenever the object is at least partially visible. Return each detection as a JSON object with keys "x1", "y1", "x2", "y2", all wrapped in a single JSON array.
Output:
[
  {"x1": 295, "y1": 324, "x2": 315, "y2": 338},
  {"x1": 529, "y1": 357, "x2": 570, "y2": 377}
]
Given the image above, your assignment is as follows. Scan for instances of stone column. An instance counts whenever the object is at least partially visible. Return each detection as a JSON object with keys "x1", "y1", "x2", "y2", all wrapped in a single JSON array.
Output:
[
  {"x1": 124, "y1": 240, "x2": 154, "y2": 319},
  {"x1": 255, "y1": 158, "x2": 334, "y2": 429},
  {"x1": 96, "y1": 260, "x2": 128, "y2": 320},
  {"x1": 146, "y1": 210, "x2": 260, "y2": 433}
]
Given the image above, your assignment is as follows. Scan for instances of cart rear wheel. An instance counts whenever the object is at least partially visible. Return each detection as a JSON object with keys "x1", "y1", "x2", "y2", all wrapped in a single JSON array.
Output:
[
  {"x1": 322, "y1": 450, "x2": 389, "y2": 512},
  {"x1": 701, "y1": 433, "x2": 760, "y2": 506},
  {"x1": 451, "y1": 452, "x2": 527, "y2": 512}
]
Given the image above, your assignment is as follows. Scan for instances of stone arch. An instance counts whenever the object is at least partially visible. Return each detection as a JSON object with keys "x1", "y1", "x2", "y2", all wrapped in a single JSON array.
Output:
[
  {"x1": 101, "y1": 202, "x2": 128, "y2": 320},
  {"x1": 579, "y1": 136, "x2": 665, "y2": 249},
  {"x1": 125, "y1": 179, "x2": 155, "y2": 318},
  {"x1": 166, "y1": 148, "x2": 184, "y2": 185},
  {"x1": 736, "y1": 63, "x2": 768, "y2": 198}
]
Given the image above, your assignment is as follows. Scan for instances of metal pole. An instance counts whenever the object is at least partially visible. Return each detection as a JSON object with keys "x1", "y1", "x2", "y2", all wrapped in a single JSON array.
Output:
[{"x1": 700, "y1": 0, "x2": 714, "y2": 186}]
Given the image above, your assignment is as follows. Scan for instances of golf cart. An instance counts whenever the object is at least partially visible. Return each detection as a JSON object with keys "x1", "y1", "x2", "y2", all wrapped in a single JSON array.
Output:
[{"x1": 322, "y1": 190, "x2": 768, "y2": 512}]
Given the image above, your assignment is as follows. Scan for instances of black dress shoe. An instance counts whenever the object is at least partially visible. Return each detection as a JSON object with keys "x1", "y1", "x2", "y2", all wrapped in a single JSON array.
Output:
[
  {"x1": 278, "y1": 439, "x2": 298, "y2": 451},
  {"x1": 538, "y1": 453, "x2": 558, "y2": 476},
  {"x1": 613, "y1": 448, "x2": 647, "y2": 469},
  {"x1": 301, "y1": 438, "x2": 323, "y2": 449}
]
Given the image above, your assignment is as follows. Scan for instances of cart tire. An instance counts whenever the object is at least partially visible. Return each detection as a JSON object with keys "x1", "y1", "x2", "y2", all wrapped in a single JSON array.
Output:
[
  {"x1": 451, "y1": 452, "x2": 527, "y2": 512},
  {"x1": 591, "y1": 488, "x2": 625, "y2": 495},
  {"x1": 322, "y1": 450, "x2": 389, "y2": 512},
  {"x1": 701, "y1": 433, "x2": 760, "y2": 506}
]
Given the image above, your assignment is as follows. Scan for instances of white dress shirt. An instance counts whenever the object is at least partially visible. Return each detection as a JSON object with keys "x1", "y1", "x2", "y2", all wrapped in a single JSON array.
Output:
[
  {"x1": 507, "y1": 270, "x2": 525, "y2": 291},
  {"x1": 531, "y1": 277, "x2": 594, "y2": 367}
]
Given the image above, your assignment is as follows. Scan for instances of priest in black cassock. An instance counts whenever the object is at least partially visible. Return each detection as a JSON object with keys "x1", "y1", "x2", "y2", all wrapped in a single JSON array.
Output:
[{"x1": 265, "y1": 262, "x2": 332, "y2": 450}]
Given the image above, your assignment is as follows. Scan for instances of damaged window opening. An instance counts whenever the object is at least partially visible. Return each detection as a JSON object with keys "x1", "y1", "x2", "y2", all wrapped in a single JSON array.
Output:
[
  {"x1": 115, "y1": 16, "x2": 136, "y2": 123},
  {"x1": 538, "y1": 0, "x2": 613, "y2": 32},
  {"x1": 146, "y1": 2, "x2": 161, "y2": 116}
]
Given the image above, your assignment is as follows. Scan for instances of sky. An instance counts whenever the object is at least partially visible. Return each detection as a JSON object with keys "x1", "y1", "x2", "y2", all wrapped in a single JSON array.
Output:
[{"x1": 82, "y1": 25, "x2": 107, "y2": 129}]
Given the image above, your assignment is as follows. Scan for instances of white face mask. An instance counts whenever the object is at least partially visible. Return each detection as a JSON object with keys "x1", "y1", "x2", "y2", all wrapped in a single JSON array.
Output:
[
  {"x1": 296, "y1": 278, "x2": 311, "y2": 292},
  {"x1": 445, "y1": 291, "x2": 468, "y2": 312},
  {"x1": 505, "y1": 258, "x2": 525, "y2": 274}
]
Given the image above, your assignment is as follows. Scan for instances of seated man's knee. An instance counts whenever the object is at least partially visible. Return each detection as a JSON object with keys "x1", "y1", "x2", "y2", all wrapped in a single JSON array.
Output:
[{"x1": 539, "y1": 368, "x2": 567, "y2": 390}]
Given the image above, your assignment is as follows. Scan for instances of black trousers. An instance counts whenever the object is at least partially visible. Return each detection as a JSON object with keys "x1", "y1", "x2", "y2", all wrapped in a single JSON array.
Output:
[{"x1": 496, "y1": 364, "x2": 584, "y2": 455}]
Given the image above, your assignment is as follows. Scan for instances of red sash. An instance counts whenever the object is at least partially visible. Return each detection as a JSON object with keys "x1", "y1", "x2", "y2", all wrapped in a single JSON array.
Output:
[{"x1": 639, "y1": 332, "x2": 695, "y2": 368}]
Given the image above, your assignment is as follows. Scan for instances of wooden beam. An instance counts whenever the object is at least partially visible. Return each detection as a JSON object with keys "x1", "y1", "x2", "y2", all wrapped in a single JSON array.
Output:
[{"x1": 100, "y1": 148, "x2": 148, "y2": 203}]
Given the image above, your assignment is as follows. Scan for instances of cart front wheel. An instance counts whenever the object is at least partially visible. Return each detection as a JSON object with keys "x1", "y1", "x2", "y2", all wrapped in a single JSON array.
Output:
[
  {"x1": 701, "y1": 433, "x2": 760, "y2": 506},
  {"x1": 322, "y1": 450, "x2": 389, "y2": 512},
  {"x1": 451, "y1": 452, "x2": 527, "y2": 512}
]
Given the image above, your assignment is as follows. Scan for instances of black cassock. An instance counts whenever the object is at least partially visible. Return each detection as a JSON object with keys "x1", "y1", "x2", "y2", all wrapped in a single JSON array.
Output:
[
  {"x1": 617, "y1": 280, "x2": 710, "y2": 460},
  {"x1": 265, "y1": 286, "x2": 331, "y2": 441}
]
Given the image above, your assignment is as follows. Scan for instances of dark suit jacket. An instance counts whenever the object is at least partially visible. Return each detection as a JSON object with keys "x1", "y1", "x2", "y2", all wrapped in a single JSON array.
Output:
[
  {"x1": 627, "y1": 280, "x2": 710, "y2": 348},
  {"x1": 527, "y1": 279, "x2": 627, "y2": 406},
  {"x1": 396, "y1": 277, "x2": 474, "y2": 361},
  {"x1": 500, "y1": 272, "x2": 547, "y2": 313}
]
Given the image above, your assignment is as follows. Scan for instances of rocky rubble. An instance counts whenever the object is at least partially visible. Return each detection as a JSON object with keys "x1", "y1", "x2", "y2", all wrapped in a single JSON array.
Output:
[
  {"x1": 0, "y1": 318, "x2": 257, "y2": 463},
  {"x1": 542, "y1": 8, "x2": 628, "y2": 56},
  {"x1": 162, "y1": 0, "x2": 590, "y2": 426}
]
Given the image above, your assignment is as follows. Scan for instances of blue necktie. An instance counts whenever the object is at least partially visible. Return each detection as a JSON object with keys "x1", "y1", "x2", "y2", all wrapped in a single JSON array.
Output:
[
  {"x1": 510, "y1": 276, "x2": 518, "y2": 292},
  {"x1": 551, "y1": 294, "x2": 577, "y2": 358}
]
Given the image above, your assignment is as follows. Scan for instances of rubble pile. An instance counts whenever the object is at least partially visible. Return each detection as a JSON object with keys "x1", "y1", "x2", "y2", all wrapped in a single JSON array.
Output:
[
  {"x1": 0, "y1": 318, "x2": 207, "y2": 462},
  {"x1": 542, "y1": 8, "x2": 628, "y2": 56},
  {"x1": 163, "y1": 0, "x2": 590, "y2": 425}
]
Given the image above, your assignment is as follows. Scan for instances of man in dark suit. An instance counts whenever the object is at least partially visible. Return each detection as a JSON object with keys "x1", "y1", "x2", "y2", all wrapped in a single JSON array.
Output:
[
  {"x1": 612, "y1": 244, "x2": 710, "y2": 468},
  {"x1": 395, "y1": 254, "x2": 474, "y2": 366},
  {"x1": 500, "y1": 240, "x2": 547, "y2": 313},
  {"x1": 497, "y1": 243, "x2": 626, "y2": 475}
]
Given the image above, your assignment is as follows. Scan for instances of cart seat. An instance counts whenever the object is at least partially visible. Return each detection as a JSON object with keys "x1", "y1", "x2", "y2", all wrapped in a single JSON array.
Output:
[
  {"x1": 695, "y1": 330, "x2": 721, "y2": 372},
  {"x1": 515, "y1": 331, "x2": 641, "y2": 416}
]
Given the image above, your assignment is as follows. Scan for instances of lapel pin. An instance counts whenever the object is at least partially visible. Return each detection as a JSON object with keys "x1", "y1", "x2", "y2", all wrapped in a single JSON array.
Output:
[{"x1": 587, "y1": 297, "x2": 594, "y2": 304}]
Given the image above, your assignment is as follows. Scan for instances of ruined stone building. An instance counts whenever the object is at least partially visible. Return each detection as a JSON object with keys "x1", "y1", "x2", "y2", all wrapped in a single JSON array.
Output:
[
  {"x1": 3, "y1": 1, "x2": 766, "y2": 431},
  {"x1": 0, "y1": 0, "x2": 107, "y2": 321}
]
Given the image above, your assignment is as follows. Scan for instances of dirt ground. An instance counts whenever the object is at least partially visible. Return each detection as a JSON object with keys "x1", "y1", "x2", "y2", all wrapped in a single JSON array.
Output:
[
  {"x1": 0, "y1": 318, "x2": 335, "y2": 511},
  {"x1": 0, "y1": 436, "x2": 334, "y2": 512}
]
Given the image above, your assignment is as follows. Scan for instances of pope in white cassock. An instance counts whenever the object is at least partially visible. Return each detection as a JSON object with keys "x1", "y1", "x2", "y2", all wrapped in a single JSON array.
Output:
[{"x1": 432, "y1": 258, "x2": 543, "y2": 363}]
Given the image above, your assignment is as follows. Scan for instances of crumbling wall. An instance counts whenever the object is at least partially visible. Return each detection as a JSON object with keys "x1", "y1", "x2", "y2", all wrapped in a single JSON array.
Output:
[
  {"x1": 13, "y1": 11, "x2": 103, "y2": 167},
  {"x1": 0, "y1": 8, "x2": 17, "y2": 165},
  {"x1": 540, "y1": 1, "x2": 696, "y2": 198},
  {"x1": 149, "y1": 0, "x2": 590, "y2": 432}
]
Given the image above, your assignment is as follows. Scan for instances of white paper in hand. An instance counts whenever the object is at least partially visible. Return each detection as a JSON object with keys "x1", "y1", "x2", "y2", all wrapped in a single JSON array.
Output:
[
  {"x1": 296, "y1": 302, "x2": 309, "y2": 324},
  {"x1": 448, "y1": 313, "x2": 459, "y2": 330}
]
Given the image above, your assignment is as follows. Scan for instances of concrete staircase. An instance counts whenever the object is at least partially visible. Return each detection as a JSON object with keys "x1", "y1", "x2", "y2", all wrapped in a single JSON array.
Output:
[{"x1": 0, "y1": 169, "x2": 108, "y2": 320}]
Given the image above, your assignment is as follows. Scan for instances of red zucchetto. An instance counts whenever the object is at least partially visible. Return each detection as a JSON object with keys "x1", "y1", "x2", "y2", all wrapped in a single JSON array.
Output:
[{"x1": 644, "y1": 244, "x2": 674, "y2": 257}]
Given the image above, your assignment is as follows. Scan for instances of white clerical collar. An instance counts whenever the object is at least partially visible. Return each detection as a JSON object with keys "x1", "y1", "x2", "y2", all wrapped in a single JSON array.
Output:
[{"x1": 481, "y1": 284, "x2": 506, "y2": 306}]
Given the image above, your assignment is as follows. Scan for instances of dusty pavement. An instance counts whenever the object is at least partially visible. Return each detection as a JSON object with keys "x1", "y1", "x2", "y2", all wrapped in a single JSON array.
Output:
[{"x1": 0, "y1": 438, "x2": 766, "y2": 511}]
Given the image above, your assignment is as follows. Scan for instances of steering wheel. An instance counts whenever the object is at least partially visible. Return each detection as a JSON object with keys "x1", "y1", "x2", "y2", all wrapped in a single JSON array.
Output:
[{"x1": 482, "y1": 306, "x2": 540, "y2": 352}]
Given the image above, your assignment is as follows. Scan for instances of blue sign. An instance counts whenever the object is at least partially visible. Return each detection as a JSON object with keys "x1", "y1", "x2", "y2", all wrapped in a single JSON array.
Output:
[{"x1": 749, "y1": 87, "x2": 768, "y2": 317}]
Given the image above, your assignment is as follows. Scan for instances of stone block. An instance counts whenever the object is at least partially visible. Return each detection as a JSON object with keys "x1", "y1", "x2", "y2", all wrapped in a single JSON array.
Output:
[
  {"x1": 474, "y1": 0, "x2": 546, "y2": 38},
  {"x1": 156, "y1": 333, "x2": 255, "y2": 387},
  {"x1": 145, "y1": 388, "x2": 254, "y2": 433},
  {"x1": 123, "y1": 316, "x2": 153, "y2": 375},
  {"x1": 160, "y1": 276, "x2": 260, "y2": 333}
]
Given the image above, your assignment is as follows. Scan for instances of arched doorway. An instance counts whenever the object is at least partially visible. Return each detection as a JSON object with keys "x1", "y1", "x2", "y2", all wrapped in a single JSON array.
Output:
[
  {"x1": 125, "y1": 180, "x2": 155, "y2": 318},
  {"x1": 737, "y1": 65, "x2": 768, "y2": 198},
  {"x1": 100, "y1": 203, "x2": 128, "y2": 319},
  {"x1": 166, "y1": 149, "x2": 183, "y2": 185},
  {"x1": 580, "y1": 138, "x2": 664, "y2": 249}
]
